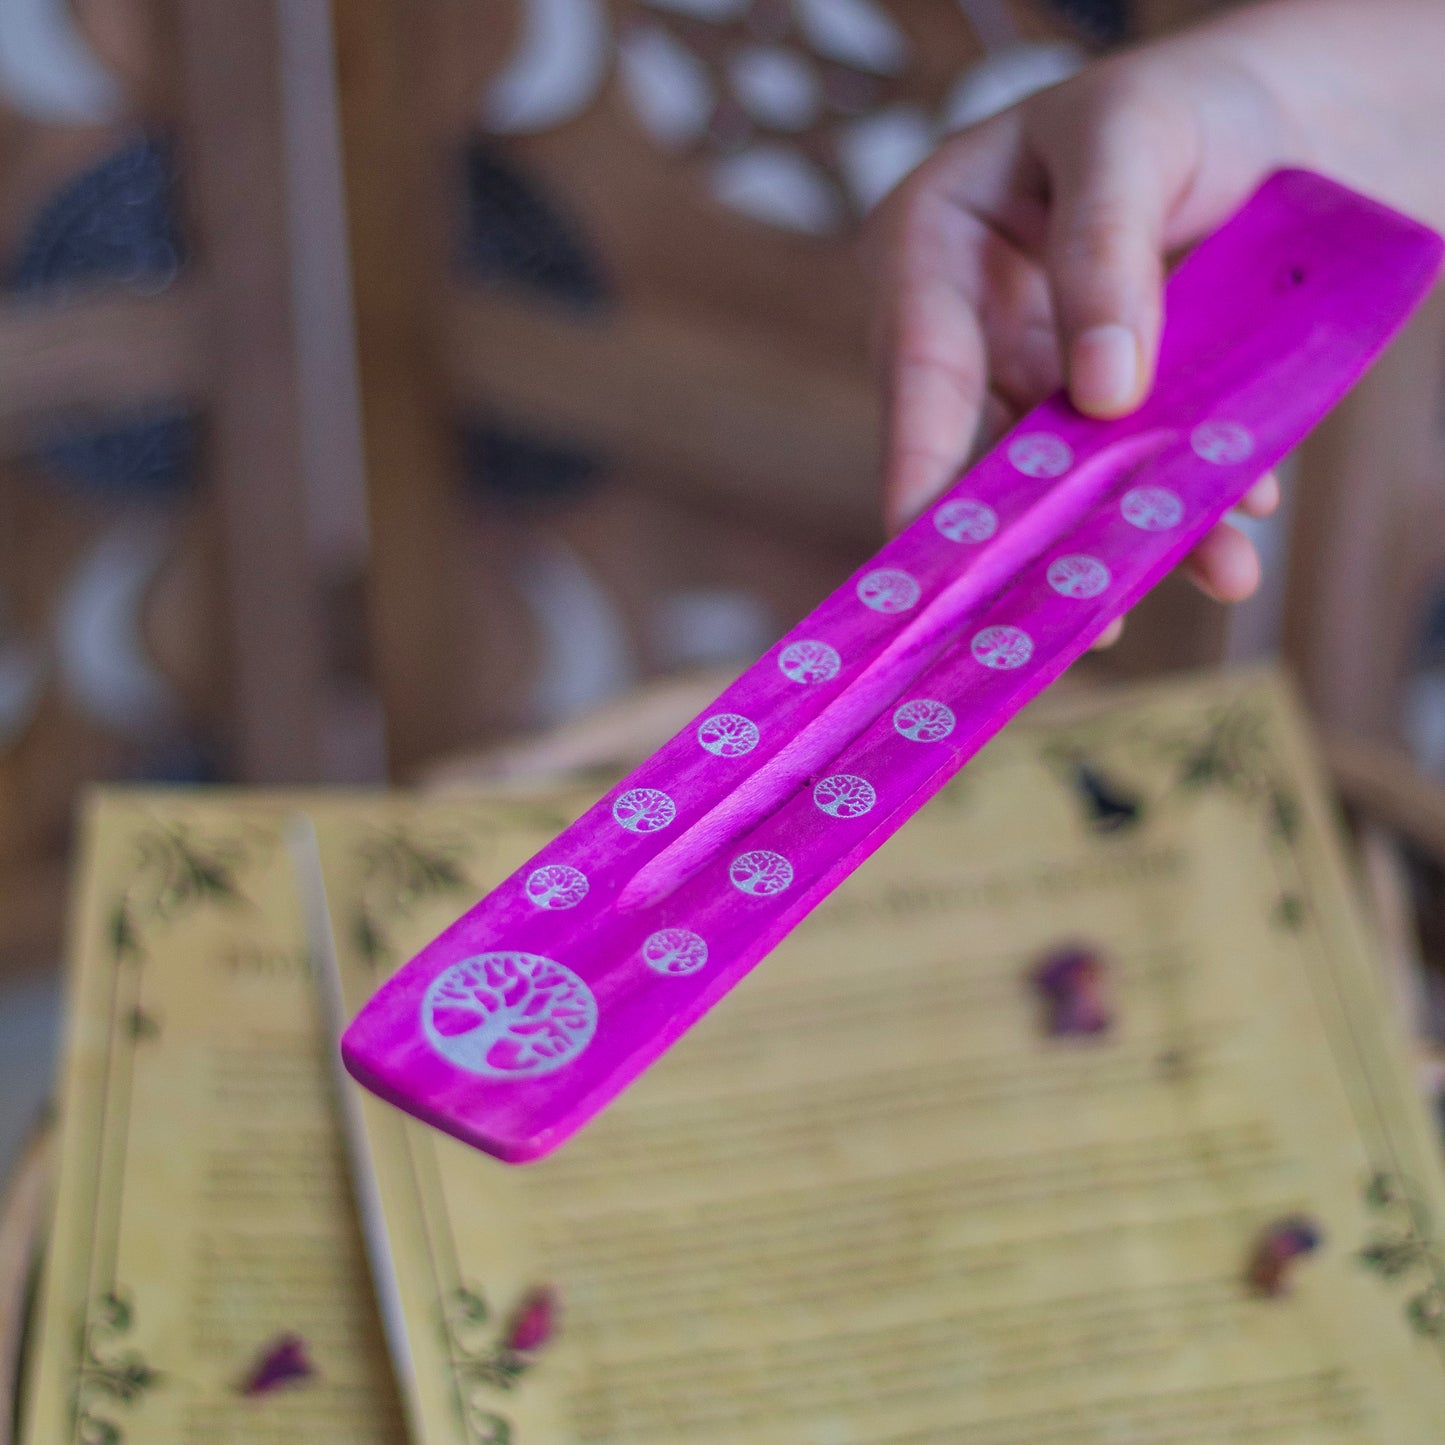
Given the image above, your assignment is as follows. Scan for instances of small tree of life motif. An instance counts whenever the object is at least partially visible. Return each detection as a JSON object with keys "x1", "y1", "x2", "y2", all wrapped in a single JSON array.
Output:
[
  {"x1": 1007, "y1": 432, "x2": 1072, "y2": 477},
  {"x1": 612, "y1": 787, "x2": 676, "y2": 833},
  {"x1": 421, "y1": 953, "x2": 598, "y2": 1078},
  {"x1": 1191, "y1": 419, "x2": 1253, "y2": 465},
  {"x1": 525, "y1": 864, "x2": 589, "y2": 909},
  {"x1": 971, "y1": 625, "x2": 1033, "y2": 670},
  {"x1": 1121, "y1": 486, "x2": 1184, "y2": 531},
  {"x1": 778, "y1": 639, "x2": 840, "y2": 684},
  {"x1": 856, "y1": 568, "x2": 920, "y2": 614},
  {"x1": 1047, "y1": 555, "x2": 1111, "y2": 599},
  {"x1": 894, "y1": 698, "x2": 955, "y2": 742},
  {"x1": 730, "y1": 849, "x2": 793, "y2": 896},
  {"x1": 697, "y1": 712, "x2": 759, "y2": 757},
  {"x1": 641, "y1": 929, "x2": 708, "y2": 976},
  {"x1": 813, "y1": 774, "x2": 876, "y2": 818},
  {"x1": 934, "y1": 498, "x2": 997, "y2": 544}
]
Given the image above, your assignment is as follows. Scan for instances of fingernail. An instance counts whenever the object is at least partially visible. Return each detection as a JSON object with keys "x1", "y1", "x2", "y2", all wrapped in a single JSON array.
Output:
[{"x1": 1072, "y1": 324, "x2": 1139, "y2": 415}]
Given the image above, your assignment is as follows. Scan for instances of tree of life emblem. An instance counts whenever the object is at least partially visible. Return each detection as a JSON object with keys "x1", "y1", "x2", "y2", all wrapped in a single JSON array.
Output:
[
  {"x1": 525, "y1": 864, "x2": 588, "y2": 909},
  {"x1": 1007, "y1": 432, "x2": 1072, "y2": 478},
  {"x1": 641, "y1": 929, "x2": 708, "y2": 976},
  {"x1": 778, "y1": 639, "x2": 840, "y2": 684},
  {"x1": 972, "y1": 625, "x2": 1033, "y2": 670},
  {"x1": 1047, "y1": 555, "x2": 1111, "y2": 598},
  {"x1": 697, "y1": 712, "x2": 759, "y2": 757},
  {"x1": 421, "y1": 953, "x2": 598, "y2": 1078},
  {"x1": 612, "y1": 787, "x2": 676, "y2": 833},
  {"x1": 934, "y1": 498, "x2": 997, "y2": 544},
  {"x1": 856, "y1": 568, "x2": 920, "y2": 614},
  {"x1": 894, "y1": 698, "x2": 955, "y2": 742},
  {"x1": 1191, "y1": 419, "x2": 1253, "y2": 465},
  {"x1": 1121, "y1": 486, "x2": 1184, "y2": 531},
  {"x1": 814, "y1": 774, "x2": 876, "y2": 818},
  {"x1": 730, "y1": 849, "x2": 793, "y2": 896}
]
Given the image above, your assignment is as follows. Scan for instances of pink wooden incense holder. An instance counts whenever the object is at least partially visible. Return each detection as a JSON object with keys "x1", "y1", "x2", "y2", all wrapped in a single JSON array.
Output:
[{"x1": 342, "y1": 170, "x2": 1443, "y2": 1162}]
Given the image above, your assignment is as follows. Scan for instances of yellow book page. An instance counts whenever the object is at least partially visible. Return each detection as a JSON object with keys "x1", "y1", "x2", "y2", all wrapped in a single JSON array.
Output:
[
  {"x1": 19, "y1": 793, "x2": 409, "y2": 1445},
  {"x1": 304, "y1": 670, "x2": 1445, "y2": 1445}
]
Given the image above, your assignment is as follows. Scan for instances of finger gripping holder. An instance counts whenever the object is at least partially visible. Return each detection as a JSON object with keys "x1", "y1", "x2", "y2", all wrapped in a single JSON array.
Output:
[{"x1": 341, "y1": 170, "x2": 1444, "y2": 1162}]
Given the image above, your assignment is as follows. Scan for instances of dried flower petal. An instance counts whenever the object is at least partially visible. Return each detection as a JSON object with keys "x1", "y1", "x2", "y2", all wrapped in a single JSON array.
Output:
[
  {"x1": 239, "y1": 1334, "x2": 316, "y2": 1396},
  {"x1": 505, "y1": 1287, "x2": 559, "y2": 1354},
  {"x1": 1032, "y1": 945, "x2": 1112, "y2": 1037},
  {"x1": 1247, "y1": 1215, "x2": 1323, "y2": 1297}
]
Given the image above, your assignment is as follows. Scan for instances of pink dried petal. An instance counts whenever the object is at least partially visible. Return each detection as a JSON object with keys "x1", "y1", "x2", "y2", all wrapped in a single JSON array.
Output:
[
  {"x1": 506, "y1": 1287, "x2": 559, "y2": 1353},
  {"x1": 1247, "y1": 1215, "x2": 1323, "y2": 1297},
  {"x1": 1032, "y1": 946, "x2": 1113, "y2": 1037},
  {"x1": 240, "y1": 1333, "x2": 316, "y2": 1396}
]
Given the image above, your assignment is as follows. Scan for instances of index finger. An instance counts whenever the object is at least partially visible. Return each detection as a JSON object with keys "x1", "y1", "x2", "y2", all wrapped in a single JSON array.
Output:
[
  {"x1": 879, "y1": 254, "x2": 991, "y2": 534},
  {"x1": 866, "y1": 123, "x2": 1049, "y2": 533}
]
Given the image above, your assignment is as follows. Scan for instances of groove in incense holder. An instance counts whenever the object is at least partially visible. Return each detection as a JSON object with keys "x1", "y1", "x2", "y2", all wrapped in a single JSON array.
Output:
[{"x1": 618, "y1": 428, "x2": 1176, "y2": 912}]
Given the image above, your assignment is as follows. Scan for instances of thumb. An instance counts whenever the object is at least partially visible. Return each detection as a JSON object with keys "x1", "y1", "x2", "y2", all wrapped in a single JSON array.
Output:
[{"x1": 1044, "y1": 134, "x2": 1169, "y2": 418}]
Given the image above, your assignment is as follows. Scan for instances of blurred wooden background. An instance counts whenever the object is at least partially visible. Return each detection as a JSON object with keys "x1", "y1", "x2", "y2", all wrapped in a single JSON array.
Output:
[{"x1": 0, "y1": 0, "x2": 1441, "y2": 979}]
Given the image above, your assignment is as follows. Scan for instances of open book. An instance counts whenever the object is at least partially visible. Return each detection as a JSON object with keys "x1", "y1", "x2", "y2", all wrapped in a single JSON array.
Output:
[{"x1": 20, "y1": 670, "x2": 1445, "y2": 1443}]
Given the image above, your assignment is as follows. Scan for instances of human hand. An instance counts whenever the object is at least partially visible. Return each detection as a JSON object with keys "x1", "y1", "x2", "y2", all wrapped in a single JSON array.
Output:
[{"x1": 866, "y1": 30, "x2": 1302, "y2": 626}]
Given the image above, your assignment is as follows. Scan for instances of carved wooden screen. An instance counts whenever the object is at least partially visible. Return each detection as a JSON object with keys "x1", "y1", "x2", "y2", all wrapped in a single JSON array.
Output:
[
  {"x1": 344, "y1": 0, "x2": 1122, "y2": 774},
  {"x1": 6, "y1": 0, "x2": 1314, "y2": 975},
  {"x1": 0, "y1": 3, "x2": 360, "y2": 970}
]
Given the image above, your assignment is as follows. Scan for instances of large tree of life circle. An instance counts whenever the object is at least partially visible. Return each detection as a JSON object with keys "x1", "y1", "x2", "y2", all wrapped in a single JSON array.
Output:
[{"x1": 422, "y1": 952, "x2": 598, "y2": 1078}]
